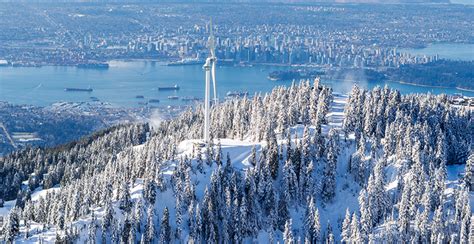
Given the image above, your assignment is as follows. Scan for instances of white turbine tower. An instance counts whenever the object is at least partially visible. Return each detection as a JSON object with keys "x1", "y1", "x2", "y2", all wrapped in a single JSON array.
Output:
[{"x1": 203, "y1": 19, "x2": 218, "y2": 143}]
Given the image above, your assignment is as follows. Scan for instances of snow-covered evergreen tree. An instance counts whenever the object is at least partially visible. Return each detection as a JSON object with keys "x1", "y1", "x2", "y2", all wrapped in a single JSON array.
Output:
[
  {"x1": 322, "y1": 128, "x2": 339, "y2": 203},
  {"x1": 341, "y1": 209, "x2": 351, "y2": 243},
  {"x1": 159, "y1": 207, "x2": 171, "y2": 244},
  {"x1": 0, "y1": 83, "x2": 471, "y2": 243},
  {"x1": 465, "y1": 153, "x2": 474, "y2": 191},
  {"x1": 284, "y1": 219, "x2": 295, "y2": 244}
]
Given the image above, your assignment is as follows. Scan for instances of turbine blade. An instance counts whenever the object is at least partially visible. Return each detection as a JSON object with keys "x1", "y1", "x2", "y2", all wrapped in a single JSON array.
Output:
[{"x1": 212, "y1": 61, "x2": 217, "y2": 104}]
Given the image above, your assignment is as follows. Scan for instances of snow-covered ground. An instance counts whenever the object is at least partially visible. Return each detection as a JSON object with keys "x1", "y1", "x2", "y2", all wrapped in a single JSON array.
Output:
[{"x1": 1, "y1": 92, "x2": 471, "y2": 243}]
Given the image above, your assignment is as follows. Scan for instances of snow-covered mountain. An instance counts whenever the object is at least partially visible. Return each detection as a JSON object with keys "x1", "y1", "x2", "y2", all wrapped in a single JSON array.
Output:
[{"x1": 0, "y1": 81, "x2": 472, "y2": 243}]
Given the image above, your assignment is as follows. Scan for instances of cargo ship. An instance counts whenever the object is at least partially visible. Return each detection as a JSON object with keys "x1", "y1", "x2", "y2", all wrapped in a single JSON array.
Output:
[
  {"x1": 77, "y1": 62, "x2": 109, "y2": 69},
  {"x1": 64, "y1": 88, "x2": 93, "y2": 92},
  {"x1": 167, "y1": 58, "x2": 203, "y2": 66},
  {"x1": 168, "y1": 58, "x2": 236, "y2": 66},
  {"x1": 181, "y1": 96, "x2": 201, "y2": 102},
  {"x1": 158, "y1": 84, "x2": 180, "y2": 91},
  {"x1": 268, "y1": 69, "x2": 324, "y2": 81}
]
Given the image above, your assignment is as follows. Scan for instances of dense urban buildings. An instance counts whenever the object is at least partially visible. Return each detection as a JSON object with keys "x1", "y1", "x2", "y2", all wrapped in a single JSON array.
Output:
[{"x1": 0, "y1": 3, "x2": 471, "y2": 67}]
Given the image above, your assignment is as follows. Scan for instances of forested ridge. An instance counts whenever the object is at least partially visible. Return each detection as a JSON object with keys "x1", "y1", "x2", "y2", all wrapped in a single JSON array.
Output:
[
  {"x1": 0, "y1": 124, "x2": 150, "y2": 202},
  {"x1": 0, "y1": 81, "x2": 473, "y2": 243},
  {"x1": 376, "y1": 60, "x2": 474, "y2": 90}
]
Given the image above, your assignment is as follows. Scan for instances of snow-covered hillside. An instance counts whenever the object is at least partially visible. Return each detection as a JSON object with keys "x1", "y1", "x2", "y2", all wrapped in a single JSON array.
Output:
[{"x1": 1, "y1": 82, "x2": 473, "y2": 243}]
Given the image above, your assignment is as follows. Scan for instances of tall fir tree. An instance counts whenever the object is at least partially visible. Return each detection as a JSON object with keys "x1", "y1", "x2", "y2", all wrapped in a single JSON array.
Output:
[
  {"x1": 322, "y1": 128, "x2": 339, "y2": 203},
  {"x1": 159, "y1": 207, "x2": 171, "y2": 244},
  {"x1": 284, "y1": 219, "x2": 295, "y2": 244},
  {"x1": 341, "y1": 209, "x2": 351, "y2": 243}
]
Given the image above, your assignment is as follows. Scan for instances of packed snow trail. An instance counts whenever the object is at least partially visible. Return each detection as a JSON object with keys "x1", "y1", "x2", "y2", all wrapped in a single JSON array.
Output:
[{"x1": 0, "y1": 122, "x2": 16, "y2": 149}]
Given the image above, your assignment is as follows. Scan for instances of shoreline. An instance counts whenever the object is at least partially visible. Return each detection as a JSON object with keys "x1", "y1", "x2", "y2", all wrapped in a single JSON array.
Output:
[
  {"x1": 456, "y1": 87, "x2": 474, "y2": 93},
  {"x1": 0, "y1": 58, "x2": 175, "y2": 68},
  {"x1": 395, "y1": 80, "x2": 474, "y2": 94},
  {"x1": 397, "y1": 80, "x2": 452, "y2": 89},
  {"x1": 0, "y1": 58, "x2": 348, "y2": 69}
]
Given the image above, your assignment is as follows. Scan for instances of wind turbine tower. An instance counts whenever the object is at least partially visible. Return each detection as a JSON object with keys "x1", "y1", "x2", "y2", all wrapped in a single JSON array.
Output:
[{"x1": 203, "y1": 19, "x2": 218, "y2": 143}]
